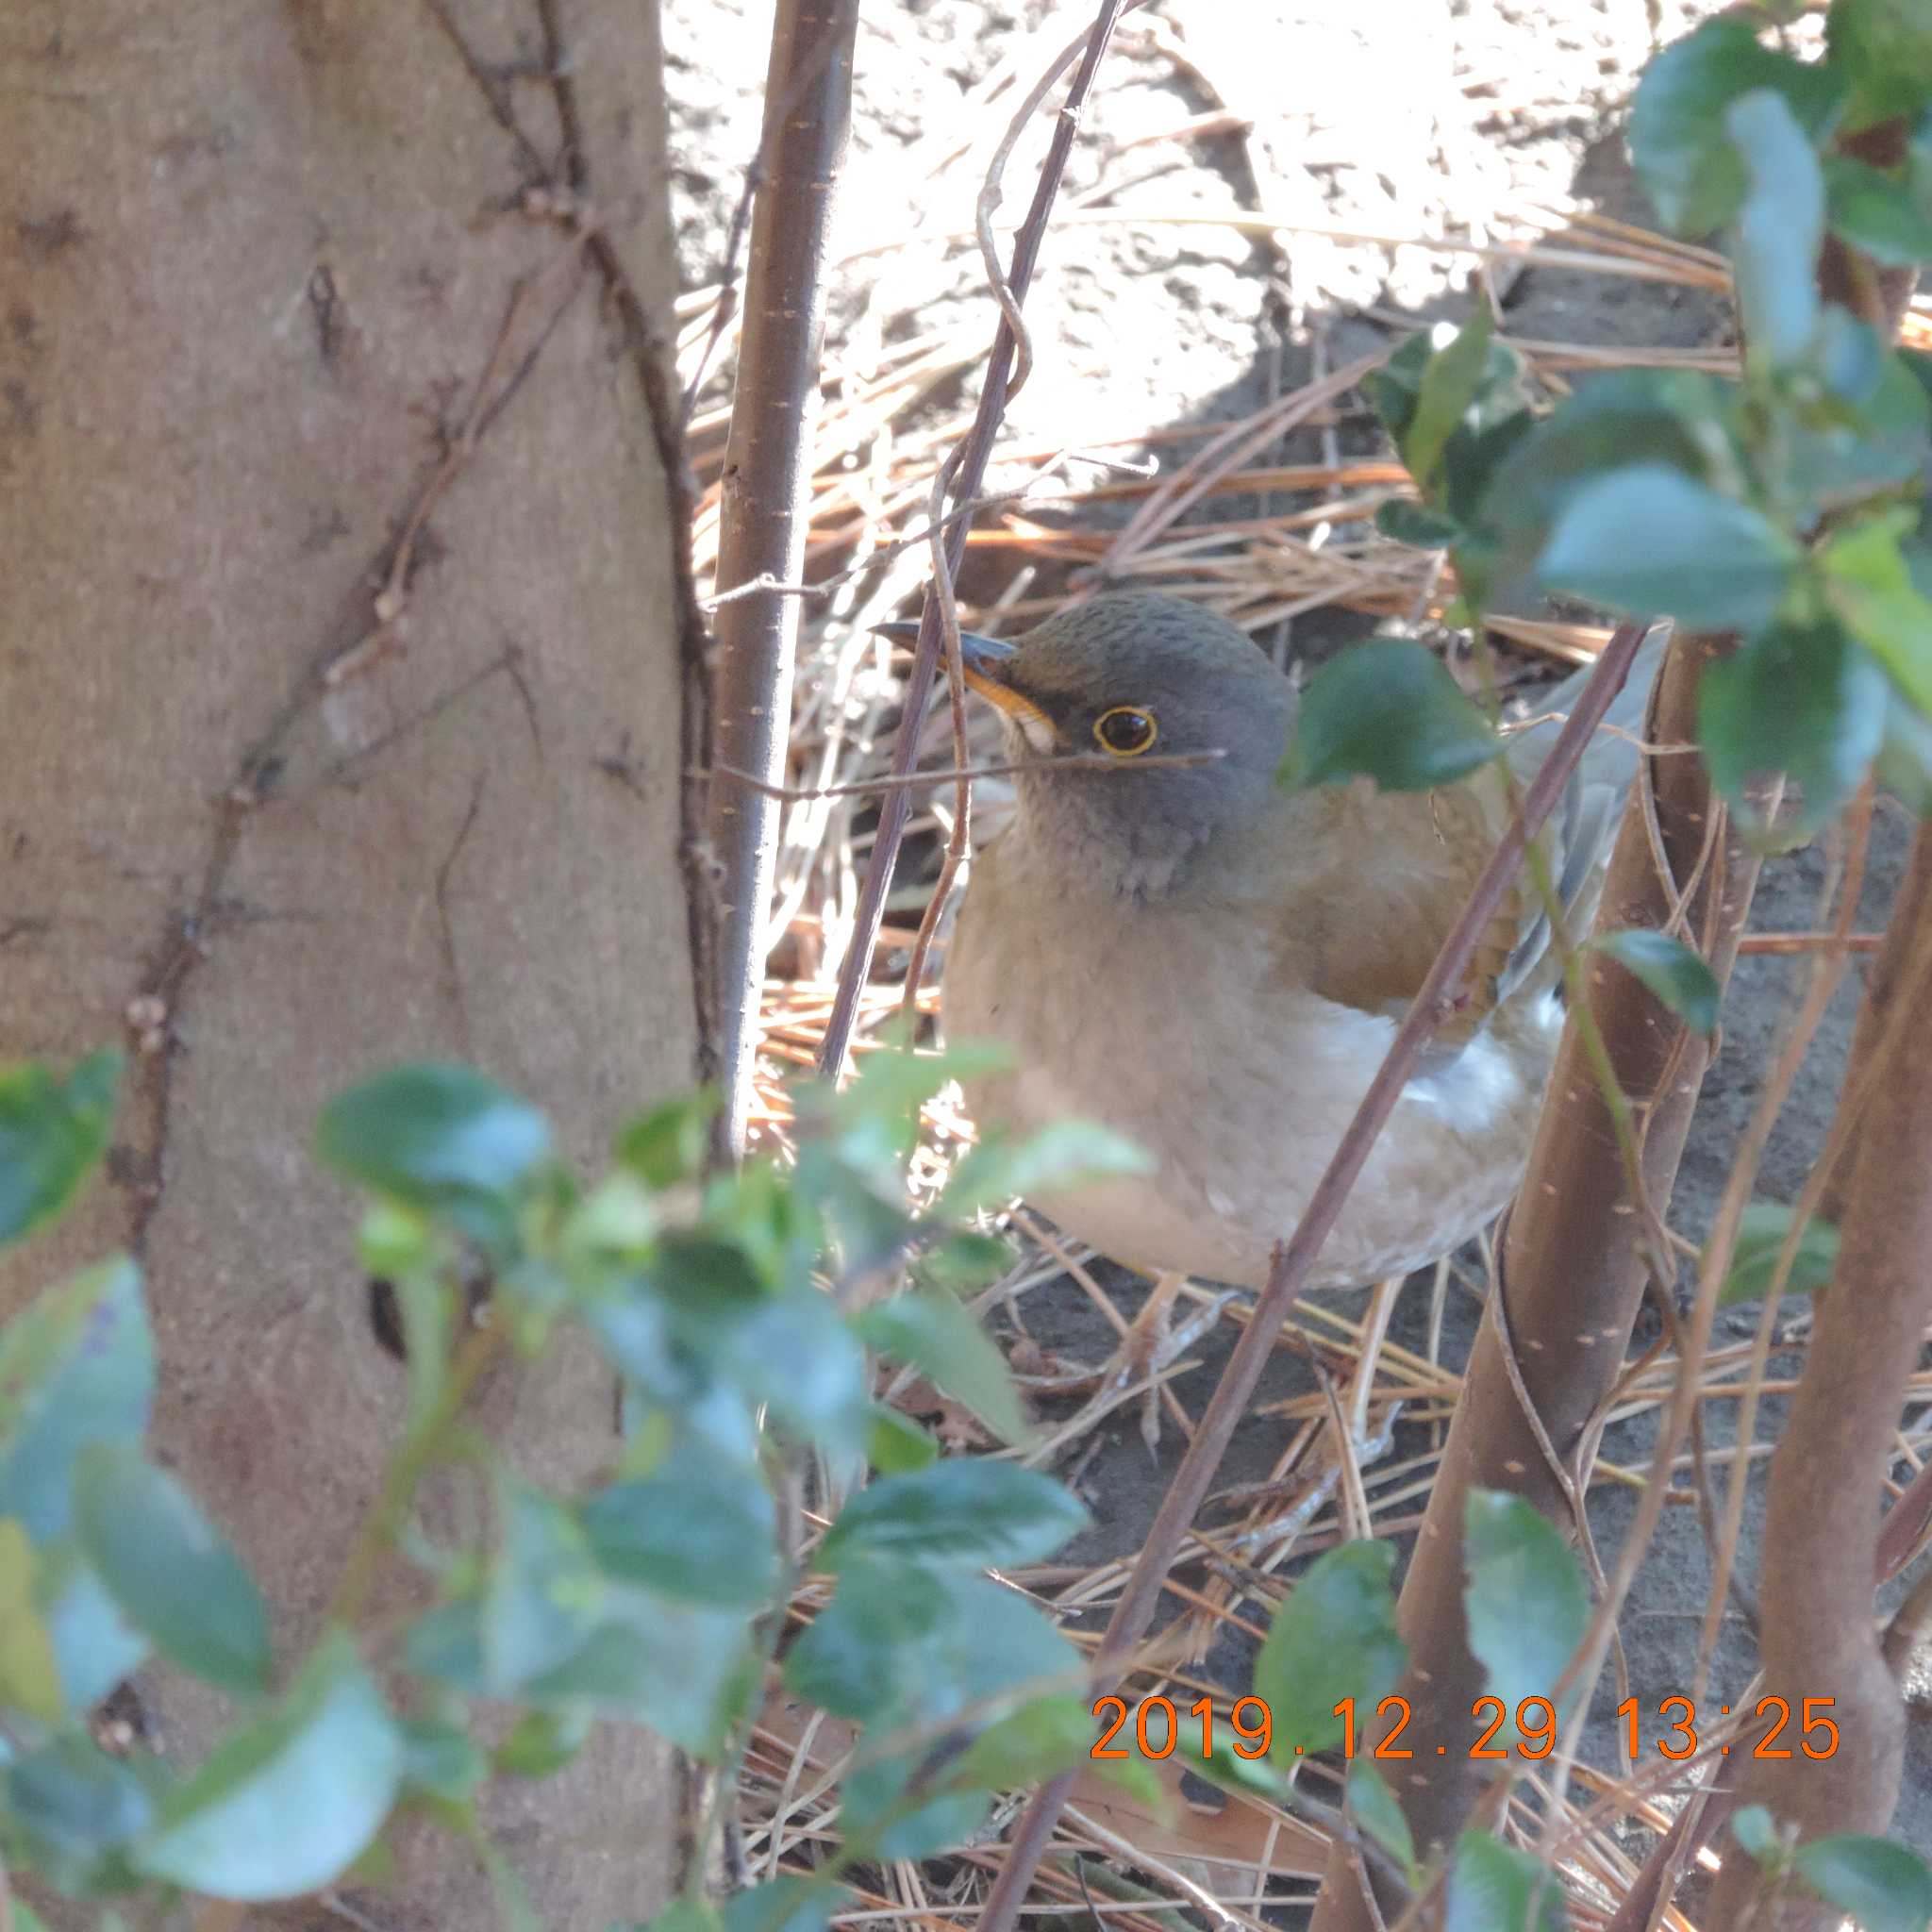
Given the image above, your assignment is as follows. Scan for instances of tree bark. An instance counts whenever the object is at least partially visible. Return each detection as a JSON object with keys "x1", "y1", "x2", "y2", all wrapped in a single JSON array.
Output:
[{"x1": 2, "y1": 0, "x2": 695, "y2": 1922}]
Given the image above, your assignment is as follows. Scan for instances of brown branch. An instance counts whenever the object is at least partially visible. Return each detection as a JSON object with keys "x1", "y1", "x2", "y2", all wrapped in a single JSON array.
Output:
[
  {"x1": 703, "y1": 0, "x2": 858, "y2": 1158},
  {"x1": 974, "y1": 619, "x2": 1658, "y2": 1932},
  {"x1": 1707, "y1": 822, "x2": 1932, "y2": 1931},
  {"x1": 814, "y1": 0, "x2": 1139, "y2": 1083}
]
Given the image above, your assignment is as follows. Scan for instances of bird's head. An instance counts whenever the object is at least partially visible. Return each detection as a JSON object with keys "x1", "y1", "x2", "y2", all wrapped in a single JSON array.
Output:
[{"x1": 881, "y1": 592, "x2": 1292, "y2": 898}]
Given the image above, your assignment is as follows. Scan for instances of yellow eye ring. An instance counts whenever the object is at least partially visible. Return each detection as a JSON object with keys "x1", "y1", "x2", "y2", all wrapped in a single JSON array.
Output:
[{"x1": 1093, "y1": 706, "x2": 1158, "y2": 757}]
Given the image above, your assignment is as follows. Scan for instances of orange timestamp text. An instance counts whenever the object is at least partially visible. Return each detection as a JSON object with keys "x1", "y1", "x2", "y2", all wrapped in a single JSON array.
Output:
[{"x1": 1091, "y1": 1693, "x2": 1840, "y2": 1762}]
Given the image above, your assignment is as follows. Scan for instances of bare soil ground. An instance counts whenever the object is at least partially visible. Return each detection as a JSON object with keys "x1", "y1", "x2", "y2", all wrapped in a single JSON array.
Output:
[{"x1": 663, "y1": 0, "x2": 1932, "y2": 1899}]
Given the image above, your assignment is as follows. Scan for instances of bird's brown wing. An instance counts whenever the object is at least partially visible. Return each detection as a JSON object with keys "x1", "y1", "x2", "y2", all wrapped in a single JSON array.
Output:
[{"x1": 1270, "y1": 770, "x2": 1580, "y2": 1058}]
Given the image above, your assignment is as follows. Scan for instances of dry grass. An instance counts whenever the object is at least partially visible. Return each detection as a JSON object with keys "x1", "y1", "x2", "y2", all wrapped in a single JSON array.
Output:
[{"x1": 682, "y1": 121, "x2": 1932, "y2": 1931}]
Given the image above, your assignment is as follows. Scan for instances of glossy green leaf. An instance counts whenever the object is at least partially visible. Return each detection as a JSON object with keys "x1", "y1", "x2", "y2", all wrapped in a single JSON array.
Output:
[
  {"x1": 1376, "y1": 498, "x2": 1465, "y2": 548},
  {"x1": 1174, "y1": 1708, "x2": 1293, "y2": 1803},
  {"x1": 1879, "y1": 685, "x2": 1932, "y2": 813},
  {"x1": 0, "y1": 1257, "x2": 152, "y2": 1541},
  {"x1": 1254, "y1": 1540, "x2": 1405, "y2": 1758},
  {"x1": 73, "y1": 1443, "x2": 271, "y2": 1698},
  {"x1": 1793, "y1": 1833, "x2": 1932, "y2": 1932},
  {"x1": 842, "y1": 1747, "x2": 992, "y2": 1861},
  {"x1": 398, "y1": 1718, "x2": 488, "y2": 1803},
  {"x1": 938, "y1": 1120, "x2": 1151, "y2": 1222},
  {"x1": 581, "y1": 1451, "x2": 778, "y2": 1607},
  {"x1": 1403, "y1": 306, "x2": 1497, "y2": 492},
  {"x1": 1820, "y1": 516, "x2": 1932, "y2": 718},
  {"x1": 856, "y1": 1289, "x2": 1031, "y2": 1444},
  {"x1": 1463, "y1": 1491, "x2": 1589, "y2": 1739},
  {"x1": 0, "y1": 1518, "x2": 62, "y2": 1721},
  {"x1": 1732, "y1": 1804, "x2": 1780, "y2": 1860},
  {"x1": 819, "y1": 1460, "x2": 1091, "y2": 1574},
  {"x1": 866, "y1": 1404, "x2": 941, "y2": 1474},
  {"x1": 1718, "y1": 1202, "x2": 1841, "y2": 1304},
  {"x1": 1628, "y1": 17, "x2": 1844, "y2": 234},
  {"x1": 784, "y1": 1560, "x2": 956, "y2": 1721},
  {"x1": 918, "y1": 1228, "x2": 1017, "y2": 1293},
  {"x1": 723, "y1": 1874, "x2": 841, "y2": 1932},
  {"x1": 492, "y1": 1705, "x2": 593, "y2": 1778},
  {"x1": 707, "y1": 1287, "x2": 871, "y2": 1462},
  {"x1": 135, "y1": 1633, "x2": 403, "y2": 1902},
  {"x1": 0, "y1": 1050, "x2": 120, "y2": 1251},
  {"x1": 1444, "y1": 1830, "x2": 1569, "y2": 1932},
  {"x1": 315, "y1": 1062, "x2": 554, "y2": 1252},
  {"x1": 1826, "y1": 156, "x2": 1932, "y2": 266},
  {"x1": 614, "y1": 1088, "x2": 719, "y2": 1188},
  {"x1": 1280, "y1": 638, "x2": 1502, "y2": 793},
  {"x1": 36, "y1": 1542, "x2": 149, "y2": 1712},
  {"x1": 1827, "y1": 0, "x2": 1932, "y2": 129},
  {"x1": 1538, "y1": 466, "x2": 1798, "y2": 634},
  {"x1": 1700, "y1": 620, "x2": 1890, "y2": 842},
  {"x1": 1727, "y1": 89, "x2": 1824, "y2": 373},
  {"x1": 1592, "y1": 930, "x2": 1722, "y2": 1037},
  {"x1": 1348, "y1": 1762, "x2": 1420, "y2": 1888},
  {"x1": 941, "y1": 1692, "x2": 1095, "y2": 1791},
  {"x1": 483, "y1": 1478, "x2": 608, "y2": 1693},
  {"x1": 4, "y1": 1732, "x2": 154, "y2": 1886}
]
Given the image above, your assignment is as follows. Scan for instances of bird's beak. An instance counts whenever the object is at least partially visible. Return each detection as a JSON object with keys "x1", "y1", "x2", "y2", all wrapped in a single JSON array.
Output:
[{"x1": 871, "y1": 620, "x2": 1061, "y2": 747}]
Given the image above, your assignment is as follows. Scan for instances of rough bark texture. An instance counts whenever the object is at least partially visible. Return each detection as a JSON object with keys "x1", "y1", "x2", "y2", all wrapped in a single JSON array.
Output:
[
  {"x1": 708, "y1": 0, "x2": 856, "y2": 1158},
  {"x1": 1707, "y1": 824, "x2": 1932, "y2": 1932},
  {"x1": 1311, "y1": 634, "x2": 1765, "y2": 1929},
  {"x1": 2, "y1": 1, "x2": 694, "y2": 1922}
]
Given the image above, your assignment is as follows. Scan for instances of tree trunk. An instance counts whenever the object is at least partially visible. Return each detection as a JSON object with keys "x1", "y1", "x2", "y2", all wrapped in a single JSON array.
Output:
[{"x1": 2, "y1": 0, "x2": 698, "y2": 1921}]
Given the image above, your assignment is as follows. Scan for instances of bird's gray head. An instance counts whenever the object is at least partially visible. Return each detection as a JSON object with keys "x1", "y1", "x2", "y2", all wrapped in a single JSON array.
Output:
[{"x1": 944, "y1": 592, "x2": 1292, "y2": 899}]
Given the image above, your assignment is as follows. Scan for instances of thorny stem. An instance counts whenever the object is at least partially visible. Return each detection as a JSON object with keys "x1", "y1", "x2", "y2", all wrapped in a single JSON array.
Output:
[{"x1": 973, "y1": 621, "x2": 1656, "y2": 1932}]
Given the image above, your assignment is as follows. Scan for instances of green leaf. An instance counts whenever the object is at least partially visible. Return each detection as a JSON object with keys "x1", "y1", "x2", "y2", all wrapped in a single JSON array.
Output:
[
  {"x1": 614, "y1": 1088, "x2": 719, "y2": 1188},
  {"x1": 918, "y1": 1228, "x2": 1017, "y2": 1293},
  {"x1": 1348, "y1": 1762, "x2": 1420, "y2": 1888},
  {"x1": 723, "y1": 1874, "x2": 841, "y2": 1932},
  {"x1": 1826, "y1": 155, "x2": 1932, "y2": 266},
  {"x1": 0, "y1": 1257, "x2": 152, "y2": 1541},
  {"x1": 1404, "y1": 306, "x2": 1496, "y2": 493},
  {"x1": 1732, "y1": 1804, "x2": 1780, "y2": 1860},
  {"x1": 73, "y1": 1443, "x2": 272, "y2": 1698},
  {"x1": 581, "y1": 1451, "x2": 778, "y2": 1607},
  {"x1": 1174, "y1": 1709, "x2": 1293, "y2": 1803},
  {"x1": 1254, "y1": 1540, "x2": 1405, "y2": 1757},
  {"x1": 492, "y1": 1705, "x2": 593, "y2": 1778},
  {"x1": 1879, "y1": 685, "x2": 1932, "y2": 812},
  {"x1": 842, "y1": 1748, "x2": 992, "y2": 1861},
  {"x1": 1280, "y1": 638, "x2": 1502, "y2": 792},
  {"x1": 856, "y1": 1289, "x2": 1031, "y2": 1444},
  {"x1": 1444, "y1": 1831, "x2": 1569, "y2": 1932},
  {"x1": 938, "y1": 1120, "x2": 1152, "y2": 1221},
  {"x1": 315, "y1": 1063, "x2": 554, "y2": 1253},
  {"x1": 1538, "y1": 466, "x2": 1798, "y2": 635},
  {"x1": 135, "y1": 1633, "x2": 404, "y2": 1902},
  {"x1": 1820, "y1": 516, "x2": 1932, "y2": 718},
  {"x1": 483, "y1": 1478, "x2": 608, "y2": 1693},
  {"x1": 819, "y1": 1460, "x2": 1091, "y2": 1574},
  {"x1": 1727, "y1": 89, "x2": 1825, "y2": 373},
  {"x1": 0, "y1": 1050, "x2": 120, "y2": 1250},
  {"x1": 1794, "y1": 1833, "x2": 1932, "y2": 1932},
  {"x1": 398, "y1": 1718, "x2": 488, "y2": 1803},
  {"x1": 708, "y1": 1287, "x2": 871, "y2": 1463},
  {"x1": 784, "y1": 1560, "x2": 956, "y2": 1722},
  {"x1": 1377, "y1": 499, "x2": 1465, "y2": 547},
  {"x1": 866, "y1": 1404, "x2": 941, "y2": 1473},
  {"x1": 1718, "y1": 1202, "x2": 1841, "y2": 1304},
  {"x1": 0, "y1": 1518, "x2": 62, "y2": 1721},
  {"x1": 36, "y1": 1542, "x2": 149, "y2": 1712},
  {"x1": 1592, "y1": 930, "x2": 1722, "y2": 1037},
  {"x1": 1628, "y1": 17, "x2": 1844, "y2": 235},
  {"x1": 1463, "y1": 1491, "x2": 1589, "y2": 1740},
  {"x1": 941, "y1": 1693, "x2": 1095, "y2": 1791},
  {"x1": 1700, "y1": 620, "x2": 1890, "y2": 842},
  {"x1": 1828, "y1": 0, "x2": 1932, "y2": 129},
  {"x1": 635, "y1": 1898, "x2": 725, "y2": 1932},
  {"x1": 4, "y1": 1732, "x2": 154, "y2": 1886}
]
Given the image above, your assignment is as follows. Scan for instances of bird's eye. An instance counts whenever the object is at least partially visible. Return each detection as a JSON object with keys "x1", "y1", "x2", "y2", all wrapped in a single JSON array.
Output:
[{"x1": 1093, "y1": 706, "x2": 1158, "y2": 757}]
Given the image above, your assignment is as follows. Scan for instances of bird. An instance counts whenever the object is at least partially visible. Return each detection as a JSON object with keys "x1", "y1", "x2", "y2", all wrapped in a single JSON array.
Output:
[{"x1": 904, "y1": 592, "x2": 1665, "y2": 1441}]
